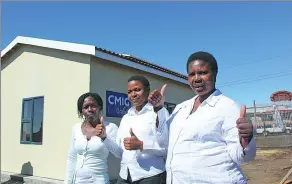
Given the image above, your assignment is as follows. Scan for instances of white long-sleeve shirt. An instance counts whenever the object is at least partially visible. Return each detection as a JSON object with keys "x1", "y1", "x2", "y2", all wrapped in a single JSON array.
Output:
[
  {"x1": 155, "y1": 89, "x2": 256, "y2": 184},
  {"x1": 65, "y1": 121, "x2": 118, "y2": 184},
  {"x1": 103, "y1": 103, "x2": 169, "y2": 182}
]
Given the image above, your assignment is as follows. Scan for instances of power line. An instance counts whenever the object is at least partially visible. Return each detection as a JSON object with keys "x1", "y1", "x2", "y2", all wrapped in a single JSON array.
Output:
[
  {"x1": 217, "y1": 69, "x2": 292, "y2": 88},
  {"x1": 221, "y1": 52, "x2": 292, "y2": 69},
  {"x1": 219, "y1": 69, "x2": 292, "y2": 86},
  {"x1": 218, "y1": 72, "x2": 292, "y2": 88}
]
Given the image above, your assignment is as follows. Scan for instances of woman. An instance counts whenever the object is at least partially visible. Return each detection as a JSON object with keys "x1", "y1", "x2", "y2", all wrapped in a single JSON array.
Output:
[
  {"x1": 148, "y1": 51, "x2": 256, "y2": 184},
  {"x1": 96, "y1": 75, "x2": 169, "y2": 184},
  {"x1": 65, "y1": 92, "x2": 118, "y2": 184}
]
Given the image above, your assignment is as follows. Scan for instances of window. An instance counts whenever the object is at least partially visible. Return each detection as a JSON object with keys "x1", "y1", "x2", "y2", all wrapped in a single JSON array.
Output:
[
  {"x1": 164, "y1": 102, "x2": 176, "y2": 114},
  {"x1": 21, "y1": 96, "x2": 44, "y2": 144}
]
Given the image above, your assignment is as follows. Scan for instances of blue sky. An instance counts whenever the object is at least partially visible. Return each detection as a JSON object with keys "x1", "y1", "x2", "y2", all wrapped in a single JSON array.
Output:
[{"x1": 2, "y1": 2, "x2": 292, "y2": 106}]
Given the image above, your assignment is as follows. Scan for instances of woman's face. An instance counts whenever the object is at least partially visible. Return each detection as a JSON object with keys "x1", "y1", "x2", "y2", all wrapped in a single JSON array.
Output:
[
  {"x1": 127, "y1": 80, "x2": 149, "y2": 108},
  {"x1": 82, "y1": 96, "x2": 101, "y2": 123},
  {"x1": 187, "y1": 59, "x2": 215, "y2": 98}
]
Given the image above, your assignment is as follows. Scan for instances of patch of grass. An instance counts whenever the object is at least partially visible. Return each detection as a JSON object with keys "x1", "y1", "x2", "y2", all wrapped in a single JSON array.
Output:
[{"x1": 256, "y1": 149, "x2": 291, "y2": 161}]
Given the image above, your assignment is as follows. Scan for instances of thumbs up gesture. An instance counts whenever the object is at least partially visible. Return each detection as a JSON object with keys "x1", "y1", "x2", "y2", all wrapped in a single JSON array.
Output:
[
  {"x1": 148, "y1": 84, "x2": 167, "y2": 112},
  {"x1": 123, "y1": 128, "x2": 143, "y2": 151},
  {"x1": 236, "y1": 105, "x2": 253, "y2": 149},
  {"x1": 95, "y1": 116, "x2": 106, "y2": 139}
]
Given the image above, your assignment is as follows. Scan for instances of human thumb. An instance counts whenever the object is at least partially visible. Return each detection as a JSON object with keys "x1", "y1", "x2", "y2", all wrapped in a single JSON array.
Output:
[{"x1": 130, "y1": 128, "x2": 135, "y2": 137}]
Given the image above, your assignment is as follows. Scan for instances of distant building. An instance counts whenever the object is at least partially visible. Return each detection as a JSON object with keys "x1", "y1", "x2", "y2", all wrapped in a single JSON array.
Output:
[
  {"x1": 270, "y1": 91, "x2": 292, "y2": 102},
  {"x1": 247, "y1": 91, "x2": 292, "y2": 128}
]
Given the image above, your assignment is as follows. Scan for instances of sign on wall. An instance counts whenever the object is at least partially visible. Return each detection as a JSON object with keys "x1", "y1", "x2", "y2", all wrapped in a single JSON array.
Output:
[{"x1": 106, "y1": 91, "x2": 131, "y2": 118}]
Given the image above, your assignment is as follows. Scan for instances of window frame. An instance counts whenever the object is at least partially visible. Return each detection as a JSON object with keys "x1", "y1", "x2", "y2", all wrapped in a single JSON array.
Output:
[{"x1": 20, "y1": 96, "x2": 44, "y2": 145}]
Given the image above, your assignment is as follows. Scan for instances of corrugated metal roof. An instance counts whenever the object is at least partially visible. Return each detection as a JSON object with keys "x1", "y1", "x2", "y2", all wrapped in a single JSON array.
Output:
[{"x1": 95, "y1": 47, "x2": 187, "y2": 80}]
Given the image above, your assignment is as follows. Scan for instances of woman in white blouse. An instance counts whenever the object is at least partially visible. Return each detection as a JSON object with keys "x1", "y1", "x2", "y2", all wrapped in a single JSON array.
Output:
[
  {"x1": 95, "y1": 76, "x2": 169, "y2": 184},
  {"x1": 148, "y1": 51, "x2": 256, "y2": 184},
  {"x1": 65, "y1": 92, "x2": 118, "y2": 184}
]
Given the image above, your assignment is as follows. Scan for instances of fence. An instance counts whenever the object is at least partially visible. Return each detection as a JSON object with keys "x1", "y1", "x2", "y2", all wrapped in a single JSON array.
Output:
[{"x1": 246, "y1": 100, "x2": 292, "y2": 136}]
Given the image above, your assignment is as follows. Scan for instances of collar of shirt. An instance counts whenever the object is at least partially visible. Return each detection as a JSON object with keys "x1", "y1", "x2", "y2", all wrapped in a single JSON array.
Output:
[
  {"x1": 127, "y1": 102, "x2": 153, "y2": 116},
  {"x1": 181, "y1": 89, "x2": 222, "y2": 110}
]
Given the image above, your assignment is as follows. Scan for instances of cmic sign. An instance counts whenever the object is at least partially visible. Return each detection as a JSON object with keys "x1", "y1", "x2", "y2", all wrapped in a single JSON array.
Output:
[{"x1": 106, "y1": 91, "x2": 131, "y2": 117}]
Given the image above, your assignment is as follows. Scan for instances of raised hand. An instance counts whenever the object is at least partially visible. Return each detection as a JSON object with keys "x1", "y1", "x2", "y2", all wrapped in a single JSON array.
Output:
[
  {"x1": 148, "y1": 84, "x2": 167, "y2": 111},
  {"x1": 95, "y1": 116, "x2": 106, "y2": 139},
  {"x1": 123, "y1": 128, "x2": 143, "y2": 151},
  {"x1": 236, "y1": 105, "x2": 253, "y2": 149}
]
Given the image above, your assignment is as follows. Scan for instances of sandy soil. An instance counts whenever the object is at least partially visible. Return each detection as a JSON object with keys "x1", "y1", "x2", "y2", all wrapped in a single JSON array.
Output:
[{"x1": 241, "y1": 148, "x2": 292, "y2": 184}]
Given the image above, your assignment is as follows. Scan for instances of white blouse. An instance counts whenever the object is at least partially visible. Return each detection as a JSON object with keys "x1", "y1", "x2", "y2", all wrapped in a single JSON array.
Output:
[
  {"x1": 103, "y1": 103, "x2": 169, "y2": 182},
  {"x1": 155, "y1": 89, "x2": 256, "y2": 184},
  {"x1": 65, "y1": 121, "x2": 118, "y2": 184}
]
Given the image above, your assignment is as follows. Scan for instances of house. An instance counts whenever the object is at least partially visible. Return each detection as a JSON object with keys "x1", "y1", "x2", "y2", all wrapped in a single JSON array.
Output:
[{"x1": 1, "y1": 36, "x2": 194, "y2": 181}]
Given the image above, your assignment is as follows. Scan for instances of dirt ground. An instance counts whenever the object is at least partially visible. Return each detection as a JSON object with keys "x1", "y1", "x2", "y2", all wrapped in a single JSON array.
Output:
[
  {"x1": 241, "y1": 148, "x2": 292, "y2": 184},
  {"x1": 1, "y1": 149, "x2": 291, "y2": 184}
]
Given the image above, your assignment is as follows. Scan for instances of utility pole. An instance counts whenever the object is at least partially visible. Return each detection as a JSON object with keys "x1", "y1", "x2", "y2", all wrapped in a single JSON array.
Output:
[{"x1": 253, "y1": 100, "x2": 257, "y2": 136}]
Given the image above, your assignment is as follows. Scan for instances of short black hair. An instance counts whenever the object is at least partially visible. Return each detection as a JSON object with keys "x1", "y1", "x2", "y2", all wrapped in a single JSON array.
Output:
[
  {"x1": 77, "y1": 92, "x2": 103, "y2": 117},
  {"x1": 186, "y1": 51, "x2": 218, "y2": 77},
  {"x1": 128, "y1": 75, "x2": 150, "y2": 92}
]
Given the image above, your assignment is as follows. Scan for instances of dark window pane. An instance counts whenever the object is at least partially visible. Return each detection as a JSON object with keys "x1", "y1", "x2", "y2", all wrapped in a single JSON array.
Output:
[
  {"x1": 32, "y1": 97, "x2": 44, "y2": 143},
  {"x1": 23, "y1": 100, "x2": 33, "y2": 120},
  {"x1": 165, "y1": 102, "x2": 176, "y2": 114},
  {"x1": 167, "y1": 104, "x2": 176, "y2": 114},
  {"x1": 22, "y1": 123, "x2": 31, "y2": 141}
]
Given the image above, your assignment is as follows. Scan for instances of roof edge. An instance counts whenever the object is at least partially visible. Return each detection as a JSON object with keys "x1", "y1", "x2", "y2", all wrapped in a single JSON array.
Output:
[
  {"x1": 1, "y1": 36, "x2": 96, "y2": 58},
  {"x1": 95, "y1": 47, "x2": 188, "y2": 81},
  {"x1": 1, "y1": 36, "x2": 188, "y2": 84}
]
